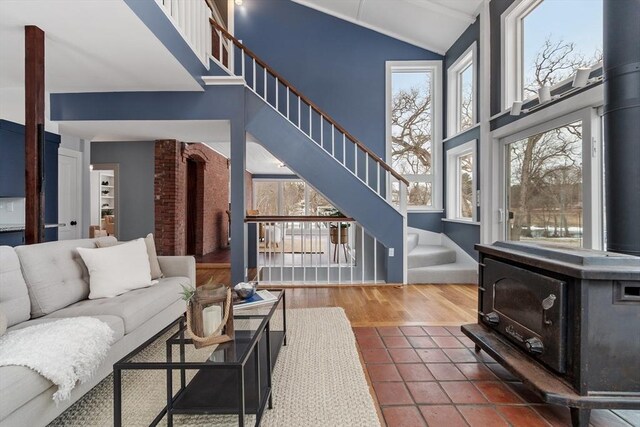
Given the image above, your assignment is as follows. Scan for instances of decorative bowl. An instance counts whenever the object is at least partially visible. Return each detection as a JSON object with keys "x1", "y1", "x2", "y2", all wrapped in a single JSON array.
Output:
[{"x1": 233, "y1": 281, "x2": 257, "y2": 299}]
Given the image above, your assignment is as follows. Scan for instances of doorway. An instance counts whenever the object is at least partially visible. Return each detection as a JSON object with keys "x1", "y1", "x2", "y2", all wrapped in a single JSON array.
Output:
[
  {"x1": 58, "y1": 148, "x2": 82, "y2": 240},
  {"x1": 90, "y1": 163, "x2": 119, "y2": 239}
]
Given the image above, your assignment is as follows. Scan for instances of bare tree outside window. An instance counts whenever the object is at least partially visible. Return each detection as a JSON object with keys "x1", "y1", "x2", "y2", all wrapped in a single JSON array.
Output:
[
  {"x1": 458, "y1": 153, "x2": 474, "y2": 219},
  {"x1": 390, "y1": 70, "x2": 433, "y2": 207}
]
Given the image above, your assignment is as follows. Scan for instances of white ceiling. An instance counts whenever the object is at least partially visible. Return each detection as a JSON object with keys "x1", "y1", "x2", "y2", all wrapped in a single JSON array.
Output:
[
  {"x1": 58, "y1": 120, "x2": 292, "y2": 175},
  {"x1": 291, "y1": 0, "x2": 483, "y2": 54},
  {"x1": 0, "y1": 0, "x2": 202, "y2": 93}
]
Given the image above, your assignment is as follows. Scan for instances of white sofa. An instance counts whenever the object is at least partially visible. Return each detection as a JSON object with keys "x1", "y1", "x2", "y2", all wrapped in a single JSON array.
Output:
[{"x1": 0, "y1": 237, "x2": 194, "y2": 427}]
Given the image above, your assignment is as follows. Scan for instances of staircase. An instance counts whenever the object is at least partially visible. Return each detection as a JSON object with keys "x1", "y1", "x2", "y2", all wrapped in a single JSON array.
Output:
[
  {"x1": 406, "y1": 229, "x2": 477, "y2": 284},
  {"x1": 209, "y1": 20, "x2": 408, "y2": 284}
]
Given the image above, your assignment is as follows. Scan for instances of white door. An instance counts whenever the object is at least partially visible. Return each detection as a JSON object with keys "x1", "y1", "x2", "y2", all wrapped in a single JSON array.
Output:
[{"x1": 58, "y1": 149, "x2": 81, "y2": 240}]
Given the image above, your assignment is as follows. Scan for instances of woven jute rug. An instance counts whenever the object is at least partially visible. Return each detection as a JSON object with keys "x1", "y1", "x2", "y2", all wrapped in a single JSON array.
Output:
[{"x1": 49, "y1": 308, "x2": 380, "y2": 427}]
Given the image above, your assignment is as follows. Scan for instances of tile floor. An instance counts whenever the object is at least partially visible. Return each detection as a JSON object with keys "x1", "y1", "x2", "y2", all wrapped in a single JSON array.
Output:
[{"x1": 353, "y1": 325, "x2": 640, "y2": 427}]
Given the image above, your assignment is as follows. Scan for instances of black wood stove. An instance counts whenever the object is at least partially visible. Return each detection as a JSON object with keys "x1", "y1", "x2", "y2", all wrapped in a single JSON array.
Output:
[{"x1": 462, "y1": 241, "x2": 640, "y2": 427}]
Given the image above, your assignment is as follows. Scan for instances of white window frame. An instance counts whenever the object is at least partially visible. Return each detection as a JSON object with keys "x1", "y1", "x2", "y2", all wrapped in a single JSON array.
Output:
[
  {"x1": 446, "y1": 140, "x2": 477, "y2": 222},
  {"x1": 252, "y1": 179, "x2": 333, "y2": 217},
  {"x1": 501, "y1": 0, "x2": 543, "y2": 109},
  {"x1": 447, "y1": 43, "x2": 477, "y2": 137},
  {"x1": 385, "y1": 60, "x2": 443, "y2": 211},
  {"x1": 497, "y1": 106, "x2": 603, "y2": 249}
]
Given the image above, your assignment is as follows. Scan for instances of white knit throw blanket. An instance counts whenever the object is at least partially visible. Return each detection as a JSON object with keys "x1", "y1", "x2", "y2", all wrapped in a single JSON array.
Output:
[{"x1": 0, "y1": 317, "x2": 114, "y2": 403}]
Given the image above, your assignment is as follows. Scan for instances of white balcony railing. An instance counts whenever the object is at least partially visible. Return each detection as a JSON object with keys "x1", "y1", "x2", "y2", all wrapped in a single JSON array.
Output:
[
  {"x1": 155, "y1": 0, "x2": 212, "y2": 67},
  {"x1": 248, "y1": 217, "x2": 385, "y2": 285}
]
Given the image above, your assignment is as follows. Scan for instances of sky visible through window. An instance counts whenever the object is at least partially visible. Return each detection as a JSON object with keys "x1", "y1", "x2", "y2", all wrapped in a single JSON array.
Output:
[{"x1": 523, "y1": 0, "x2": 602, "y2": 91}]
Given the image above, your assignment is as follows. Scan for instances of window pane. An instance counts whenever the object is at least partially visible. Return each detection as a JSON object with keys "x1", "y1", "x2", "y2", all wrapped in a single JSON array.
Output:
[
  {"x1": 392, "y1": 181, "x2": 432, "y2": 207},
  {"x1": 281, "y1": 181, "x2": 306, "y2": 216},
  {"x1": 307, "y1": 186, "x2": 333, "y2": 216},
  {"x1": 391, "y1": 71, "x2": 433, "y2": 177},
  {"x1": 459, "y1": 64, "x2": 474, "y2": 131},
  {"x1": 254, "y1": 182, "x2": 278, "y2": 215},
  {"x1": 506, "y1": 121, "x2": 583, "y2": 248},
  {"x1": 522, "y1": 0, "x2": 602, "y2": 99},
  {"x1": 458, "y1": 153, "x2": 474, "y2": 219}
]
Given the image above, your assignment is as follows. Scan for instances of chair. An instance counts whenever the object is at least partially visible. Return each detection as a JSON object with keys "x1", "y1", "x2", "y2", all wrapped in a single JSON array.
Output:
[{"x1": 102, "y1": 215, "x2": 115, "y2": 236}]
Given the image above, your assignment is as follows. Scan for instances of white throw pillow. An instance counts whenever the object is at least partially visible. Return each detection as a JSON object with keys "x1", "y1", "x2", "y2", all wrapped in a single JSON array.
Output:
[{"x1": 77, "y1": 239, "x2": 153, "y2": 299}]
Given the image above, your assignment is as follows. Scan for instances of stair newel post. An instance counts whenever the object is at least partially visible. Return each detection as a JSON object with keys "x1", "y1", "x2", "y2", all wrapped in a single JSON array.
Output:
[{"x1": 241, "y1": 49, "x2": 245, "y2": 79}]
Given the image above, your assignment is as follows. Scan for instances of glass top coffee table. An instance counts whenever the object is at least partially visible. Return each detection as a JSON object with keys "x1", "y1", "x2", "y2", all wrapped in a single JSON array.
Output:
[{"x1": 113, "y1": 290, "x2": 286, "y2": 427}]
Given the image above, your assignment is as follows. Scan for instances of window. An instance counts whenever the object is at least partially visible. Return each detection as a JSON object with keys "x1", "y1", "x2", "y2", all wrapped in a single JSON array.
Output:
[
  {"x1": 386, "y1": 61, "x2": 442, "y2": 210},
  {"x1": 446, "y1": 140, "x2": 476, "y2": 221},
  {"x1": 253, "y1": 180, "x2": 335, "y2": 216},
  {"x1": 447, "y1": 44, "x2": 476, "y2": 136},
  {"x1": 502, "y1": 0, "x2": 602, "y2": 108}
]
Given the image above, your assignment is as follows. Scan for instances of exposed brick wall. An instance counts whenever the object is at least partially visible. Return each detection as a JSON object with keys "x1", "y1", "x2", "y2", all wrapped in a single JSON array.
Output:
[{"x1": 154, "y1": 140, "x2": 232, "y2": 256}]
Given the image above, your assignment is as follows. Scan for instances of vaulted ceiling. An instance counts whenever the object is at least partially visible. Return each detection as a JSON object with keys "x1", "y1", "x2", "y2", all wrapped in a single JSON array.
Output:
[{"x1": 291, "y1": 0, "x2": 483, "y2": 54}]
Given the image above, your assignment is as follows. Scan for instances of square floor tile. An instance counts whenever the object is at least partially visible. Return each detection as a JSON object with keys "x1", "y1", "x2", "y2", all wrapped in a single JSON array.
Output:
[
  {"x1": 456, "y1": 363, "x2": 498, "y2": 381},
  {"x1": 367, "y1": 364, "x2": 402, "y2": 382},
  {"x1": 422, "y1": 326, "x2": 452, "y2": 336},
  {"x1": 382, "y1": 406, "x2": 426, "y2": 427},
  {"x1": 590, "y1": 409, "x2": 634, "y2": 427},
  {"x1": 426, "y1": 363, "x2": 466, "y2": 381},
  {"x1": 443, "y1": 348, "x2": 478, "y2": 363},
  {"x1": 419, "y1": 405, "x2": 468, "y2": 427},
  {"x1": 474, "y1": 381, "x2": 523, "y2": 404},
  {"x1": 389, "y1": 348, "x2": 422, "y2": 363},
  {"x1": 613, "y1": 410, "x2": 640, "y2": 426},
  {"x1": 441, "y1": 381, "x2": 488, "y2": 404},
  {"x1": 416, "y1": 348, "x2": 450, "y2": 363},
  {"x1": 432, "y1": 336, "x2": 465, "y2": 348},
  {"x1": 458, "y1": 405, "x2": 509, "y2": 427},
  {"x1": 506, "y1": 382, "x2": 544, "y2": 403},
  {"x1": 396, "y1": 363, "x2": 434, "y2": 382},
  {"x1": 497, "y1": 406, "x2": 550, "y2": 427},
  {"x1": 382, "y1": 335, "x2": 412, "y2": 348},
  {"x1": 530, "y1": 405, "x2": 572, "y2": 427},
  {"x1": 356, "y1": 334, "x2": 385, "y2": 349},
  {"x1": 446, "y1": 326, "x2": 466, "y2": 336},
  {"x1": 458, "y1": 336, "x2": 477, "y2": 348},
  {"x1": 373, "y1": 382, "x2": 414, "y2": 405},
  {"x1": 400, "y1": 326, "x2": 428, "y2": 336},
  {"x1": 353, "y1": 327, "x2": 378, "y2": 337},
  {"x1": 407, "y1": 336, "x2": 438, "y2": 349},
  {"x1": 362, "y1": 348, "x2": 392, "y2": 364},
  {"x1": 406, "y1": 382, "x2": 450, "y2": 404},
  {"x1": 377, "y1": 326, "x2": 403, "y2": 336}
]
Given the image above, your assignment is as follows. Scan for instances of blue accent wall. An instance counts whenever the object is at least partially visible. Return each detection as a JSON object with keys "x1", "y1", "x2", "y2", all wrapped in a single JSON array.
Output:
[
  {"x1": 443, "y1": 221, "x2": 480, "y2": 261},
  {"x1": 444, "y1": 18, "x2": 480, "y2": 139},
  {"x1": 234, "y1": 0, "x2": 442, "y2": 159},
  {"x1": 91, "y1": 141, "x2": 156, "y2": 241},
  {"x1": 407, "y1": 212, "x2": 444, "y2": 233}
]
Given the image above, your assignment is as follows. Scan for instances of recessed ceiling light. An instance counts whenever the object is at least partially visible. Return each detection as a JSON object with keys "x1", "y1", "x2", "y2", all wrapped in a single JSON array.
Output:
[
  {"x1": 235, "y1": 0, "x2": 243, "y2": 5},
  {"x1": 278, "y1": 162, "x2": 286, "y2": 168}
]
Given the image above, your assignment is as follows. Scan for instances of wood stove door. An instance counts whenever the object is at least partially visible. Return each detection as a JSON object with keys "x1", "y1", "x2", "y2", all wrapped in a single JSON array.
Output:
[{"x1": 481, "y1": 258, "x2": 567, "y2": 373}]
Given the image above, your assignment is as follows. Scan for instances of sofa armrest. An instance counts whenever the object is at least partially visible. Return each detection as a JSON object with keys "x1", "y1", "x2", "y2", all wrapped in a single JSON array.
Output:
[{"x1": 157, "y1": 256, "x2": 196, "y2": 286}]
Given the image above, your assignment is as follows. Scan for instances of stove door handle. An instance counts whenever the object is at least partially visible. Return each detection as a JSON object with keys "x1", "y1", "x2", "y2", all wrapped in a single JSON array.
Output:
[{"x1": 542, "y1": 294, "x2": 556, "y2": 325}]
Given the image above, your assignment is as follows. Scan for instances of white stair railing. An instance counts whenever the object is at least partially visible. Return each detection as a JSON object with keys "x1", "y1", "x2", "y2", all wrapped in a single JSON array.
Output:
[
  {"x1": 155, "y1": 0, "x2": 212, "y2": 67},
  {"x1": 209, "y1": 19, "x2": 409, "y2": 211},
  {"x1": 248, "y1": 217, "x2": 384, "y2": 285}
]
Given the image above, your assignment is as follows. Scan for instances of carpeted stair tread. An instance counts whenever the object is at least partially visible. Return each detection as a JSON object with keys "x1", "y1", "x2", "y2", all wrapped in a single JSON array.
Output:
[
  {"x1": 407, "y1": 262, "x2": 478, "y2": 284},
  {"x1": 407, "y1": 245, "x2": 457, "y2": 269}
]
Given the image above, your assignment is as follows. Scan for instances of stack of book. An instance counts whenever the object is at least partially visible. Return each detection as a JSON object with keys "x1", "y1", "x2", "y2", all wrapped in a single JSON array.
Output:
[{"x1": 233, "y1": 290, "x2": 278, "y2": 310}]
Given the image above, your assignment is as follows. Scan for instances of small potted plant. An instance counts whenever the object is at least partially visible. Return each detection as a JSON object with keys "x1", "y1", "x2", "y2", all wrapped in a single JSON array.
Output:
[{"x1": 325, "y1": 208, "x2": 350, "y2": 245}]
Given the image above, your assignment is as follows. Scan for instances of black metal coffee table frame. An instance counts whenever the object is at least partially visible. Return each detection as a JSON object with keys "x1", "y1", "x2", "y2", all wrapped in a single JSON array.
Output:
[{"x1": 114, "y1": 290, "x2": 286, "y2": 427}]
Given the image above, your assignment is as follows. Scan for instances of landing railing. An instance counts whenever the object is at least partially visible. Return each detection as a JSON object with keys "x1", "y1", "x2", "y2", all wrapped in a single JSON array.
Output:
[
  {"x1": 210, "y1": 19, "x2": 409, "y2": 212},
  {"x1": 155, "y1": 0, "x2": 213, "y2": 66},
  {"x1": 246, "y1": 216, "x2": 384, "y2": 285}
]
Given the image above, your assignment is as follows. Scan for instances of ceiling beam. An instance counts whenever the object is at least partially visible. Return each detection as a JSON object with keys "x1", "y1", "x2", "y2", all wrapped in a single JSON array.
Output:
[{"x1": 405, "y1": 0, "x2": 476, "y2": 25}]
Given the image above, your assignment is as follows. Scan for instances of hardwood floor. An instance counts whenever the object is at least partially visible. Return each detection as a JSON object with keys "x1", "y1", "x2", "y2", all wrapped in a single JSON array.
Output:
[{"x1": 196, "y1": 266, "x2": 478, "y2": 327}]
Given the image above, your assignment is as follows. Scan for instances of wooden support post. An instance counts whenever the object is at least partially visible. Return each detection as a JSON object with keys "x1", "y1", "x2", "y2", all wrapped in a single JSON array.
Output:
[{"x1": 24, "y1": 25, "x2": 45, "y2": 244}]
